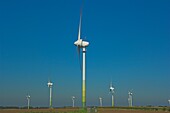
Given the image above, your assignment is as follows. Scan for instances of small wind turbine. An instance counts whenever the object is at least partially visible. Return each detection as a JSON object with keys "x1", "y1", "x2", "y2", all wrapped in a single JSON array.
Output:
[
  {"x1": 99, "y1": 97, "x2": 102, "y2": 107},
  {"x1": 47, "y1": 81, "x2": 53, "y2": 108},
  {"x1": 109, "y1": 82, "x2": 114, "y2": 107},
  {"x1": 128, "y1": 91, "x2": 133, "y2": 107},
  {"x1": 74, "y1": 7, "x2": 89, "y2": 108},
  {"x1": 26, "y1": 95, "x2": 30, "y2": 109},
  {"x1": 72, "y1": 96, "x2": 75, "y2": 107},
  {"x1": 168, "y1": 99, "x2": 170, "y2": 106}
]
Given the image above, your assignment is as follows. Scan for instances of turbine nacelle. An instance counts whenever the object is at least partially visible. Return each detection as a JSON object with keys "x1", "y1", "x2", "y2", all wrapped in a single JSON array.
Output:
[
  {"x1": 109, "y1": 82, "x2": 114, "y2": 93},
  {"x1": 26, "y1": 95, "x2": 30, "y2": 99},
  {"x1": 128, "y1": 92, "x2": 133, "y2": 95},
  {"x1": 110, "y1": 87, "x2": 114, "y2": 91},
  {"x1": 47, "y1": 81, "x2": 53, "y2": 87},
  {"x1": 110, "y1": 86, "x2": 114, "y2": 93},
  {"x1": 72, "y1": 96, "x2": 75, "y2": 99},
  {"x1": 74, "y1": 39, "x2": 89, "y2": 47}
]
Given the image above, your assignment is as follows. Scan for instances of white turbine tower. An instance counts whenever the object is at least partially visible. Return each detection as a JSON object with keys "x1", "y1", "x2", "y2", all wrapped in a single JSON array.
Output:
[
  {"x1": 47, "y1": 81, "x2": 53, "y2": 108},
  {"x1": 109, "y1": 82, "x2": 114, "y2": 107},
  {"x1": 26, "y1": 95, "x2": 30, "y2": 109},
  {"x1": 74, "y1": 8, "x2": 89, "y2": 108},
  {"x1": 99, "y1": 97, "x2": 103, "y2": 107},
  {"x1": 128, "y1": 91, "x2": 133, "y2": 107},
  {"x1": 168, "y1": 99, "x2": 170, "y2": 106},
  {"x1": 72, "y1": 96, "x2": 75, "y2": 107}
]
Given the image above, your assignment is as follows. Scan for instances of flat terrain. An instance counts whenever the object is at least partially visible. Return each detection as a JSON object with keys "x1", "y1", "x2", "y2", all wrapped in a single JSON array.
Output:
[
  {"x1": 0, "y1": 109, "x2": 46, "y2": 113},
  {"x1": 0, "y1": 108, "x2": 169, "y2": 113},
  {"x1": 98, "y1": 109, "x2": 168, "y2": 113},
  {"x1": 0, "y1": 109, "x2": 76, "y2": 113}
]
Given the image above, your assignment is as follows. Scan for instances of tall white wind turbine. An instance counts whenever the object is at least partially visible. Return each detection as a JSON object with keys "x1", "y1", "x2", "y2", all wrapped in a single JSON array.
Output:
[
  {"x1": 47, "y1": 81, "x2": 53, "y2": 108},
  {"x1": 72, "y1": 96, "x2": 75, "y2": 107},
  {"x1": 74, "y1": 8, "x2": 89, "y2": 108},
  {"x1": 109, "y1": 82, "x2": 114, "y2": 107},
  {"x1": 168, "y1": 99, "x2": 170, "y2": 106},
  {"x1": 128, "y1": 91, "x2": 133, "y2": 107},
  {"x1": 26, "y1": 95, "x2": 30, "y2": 109},
  {"x1": 99, "y1": 97, "x2": 103, "y2": 107}
]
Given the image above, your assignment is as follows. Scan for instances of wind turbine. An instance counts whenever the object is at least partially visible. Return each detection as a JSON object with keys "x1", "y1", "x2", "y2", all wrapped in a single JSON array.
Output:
[
  {"x1": 72, "y1": 96, "x2": 75, "y2": 107},
  {"x1": 109, "y1": 82, "x2": 114, "y2": 107},
  {"x1": 26, "y1": 95, "x2": 30, "y2": 109},
  {"x1": 99, "y1": 97, "x2": 103, "y2": 107},
  {"x1": 128, "y1": 91, "x2": 133, "y2": 107},
  {"x1": 47, "y1": 81, "x2": 53, "y2": 108},
  {"x1": 74, "y1": 8, "x2": 89, "y2": 108},
  {"x1": 168, "y1": 99, "x2": 170, "y2": 106}
]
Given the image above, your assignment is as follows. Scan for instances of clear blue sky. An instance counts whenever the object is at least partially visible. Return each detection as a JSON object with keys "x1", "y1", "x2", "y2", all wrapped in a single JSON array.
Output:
[{"x1": 0, "y1": 0, "x2": 170, "y2": 107}]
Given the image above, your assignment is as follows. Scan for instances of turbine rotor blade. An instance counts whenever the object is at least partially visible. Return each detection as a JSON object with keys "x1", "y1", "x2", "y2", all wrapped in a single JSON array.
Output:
[
  {"x1": 77, "y1": 46, "x2": 80, "y2": 59},
  {"x1": 76, "y1": 46, "x2": 82, "y2": 72},
  {"x1": 78, "y1": 11, "x2": 82, "y2": 40}
]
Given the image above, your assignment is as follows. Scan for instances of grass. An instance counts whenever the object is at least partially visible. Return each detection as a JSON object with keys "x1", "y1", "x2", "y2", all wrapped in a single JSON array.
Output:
[
  {"x1": 22, "y1": 111, "x2": 87, "y2": 113},
  {"x1": 21, "y1": 109, "x2": 88, "y2": 113},
  {"x1": 98, "y1": 106, "x2": 170, "y2": 112},
  {"x1": 7, "y1": 106, "x2": 170, "y2": 113}
]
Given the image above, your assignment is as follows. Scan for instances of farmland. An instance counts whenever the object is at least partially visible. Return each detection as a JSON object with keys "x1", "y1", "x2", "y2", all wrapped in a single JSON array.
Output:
[{"x1": 0, "y1": 107, "x2": 170, "y2": 113}]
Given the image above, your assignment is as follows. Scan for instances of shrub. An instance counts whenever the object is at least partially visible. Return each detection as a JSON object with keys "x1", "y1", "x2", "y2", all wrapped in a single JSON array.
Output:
[
  {"x1": 168, "y1": 108, "x2": 170, "y2": 112},
  {"x1": 162, "y1": 107, "x2": 166, "y2": 111},
  {"x1": 154, "y1": 108, "x2": 158, "y2": 111}
]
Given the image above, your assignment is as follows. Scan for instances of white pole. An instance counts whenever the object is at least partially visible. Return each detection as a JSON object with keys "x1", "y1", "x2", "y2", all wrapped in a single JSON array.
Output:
[
  {"x1": 50, "y1": 87, "x2": 52, "y2": 108},
  {"x1": 82, "y1": 47, "x2": 86, "y2": 108},
  {"x1": 73, "y1": 99, "x2": 75, "y2": 107},
  {"x1": 131, "y1": 95, "x2": 133, "y2": 107},
  {"x1": 28, "y1": 98, "x2": 30, "y2": 109},
  {"x1": 128, "y1": 94, "x2": 132, "y2": 107},
  {"x1": 112, "y1": 95, "x2": 114, "y2": 107},
  {"x1": 128, "y1": 96, "x2": 130, "y2": 107},
  {"x1": 26, "y1": 95, "x2": 30, "y2": 109},
  {"x1": 99, "y1": 98, "x2": 102, "y2": 107}
]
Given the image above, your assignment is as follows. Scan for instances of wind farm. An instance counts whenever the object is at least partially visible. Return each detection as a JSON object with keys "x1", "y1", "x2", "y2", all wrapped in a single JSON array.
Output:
[{"x1": 0, "y1": 0, "x2": 170, "y2": 113}]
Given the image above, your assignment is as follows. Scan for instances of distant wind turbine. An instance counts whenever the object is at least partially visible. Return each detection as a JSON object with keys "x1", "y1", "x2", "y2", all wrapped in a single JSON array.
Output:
[
  {"x1": 168, "y1": 99, "x2": 170, "y2": 106},
  {"x1": 74, "y1": 7, "x2": 89, "y2": 108},
  {"x1": 47, "y1": 81, "x2": 53, "y2": 108},
  {"x1": 99, "y1": 97, "x2": 103, "y2": 107},
  {"x1": 128, "y1": 91, "x2": 133, "y2": 107},
  {"x1": 109, "y1": 82, "x2": 114, "y2": 107},
  {"x1": 72, "y1": 96, "x2": 75, "y2": 107},
  {"x1": 26, "y1": 95, "x2": 30, "y2": 109}
]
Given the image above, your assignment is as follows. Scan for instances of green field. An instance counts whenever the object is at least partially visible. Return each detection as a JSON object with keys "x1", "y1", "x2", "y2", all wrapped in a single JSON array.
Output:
[{"x1": 1, "y1": 107, "x2": 170, "y2": 113}]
